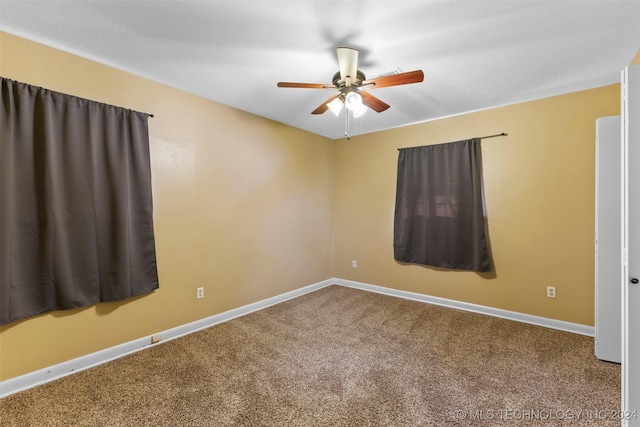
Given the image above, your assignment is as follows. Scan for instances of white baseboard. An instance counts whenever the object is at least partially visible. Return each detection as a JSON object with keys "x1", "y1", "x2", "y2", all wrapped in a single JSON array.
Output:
[
  {"x1": 334, "y1": 278, "x2": 594, "y2": 337},
  {"x1": 0, "y1": 279, "x2": 334, "y2": 398},
  {"x1": 0, "y1": 277, "x2": 593, "y2": 398}
]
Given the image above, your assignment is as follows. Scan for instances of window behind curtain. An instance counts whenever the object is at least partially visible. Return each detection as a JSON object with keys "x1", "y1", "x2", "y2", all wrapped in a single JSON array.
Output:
[
  {"x1": 0, "y1": 77, "x2": 159, "y2": 325},
  {"x1": 393, "y1": 138, "x2": 491, "y2": 272}
]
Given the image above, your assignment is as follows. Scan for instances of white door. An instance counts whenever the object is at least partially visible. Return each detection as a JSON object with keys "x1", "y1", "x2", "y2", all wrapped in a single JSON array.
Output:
[
  {"x1": 596, "y1": 115, "x2": 622, "y2": 363},
  {"x1": 622, "y1": 65, "x2": 640, "y2": 426}
]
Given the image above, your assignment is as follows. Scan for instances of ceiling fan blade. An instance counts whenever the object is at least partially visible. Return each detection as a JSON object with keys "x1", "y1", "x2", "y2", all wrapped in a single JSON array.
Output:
[
  {"x1": 360, "y1": 91, "x2": 391, "y2": 113},
  {"x1": 311, "y1": 94, "x2": 341, "y2": 114},
  {"x1": 336, "y1": 47, "x2": 358, "y2": 84},
  {"x1": 277, "y1": 82, "x2": 332, "y2": 89},
  {"x1": 362, "y1": 70, "x2": 424, "y2": 89}
]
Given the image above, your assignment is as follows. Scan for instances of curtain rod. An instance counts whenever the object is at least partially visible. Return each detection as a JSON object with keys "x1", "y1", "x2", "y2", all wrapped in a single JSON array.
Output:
[
  {"x1": 397, "y1": 132, "x2": 507, "y2": 151},
  {"x1": 480, "y1": 132, "x2": 507, "y2": 139},
  {"x1": 1, "y1": 77, "x2": 154, "y2": 118}
]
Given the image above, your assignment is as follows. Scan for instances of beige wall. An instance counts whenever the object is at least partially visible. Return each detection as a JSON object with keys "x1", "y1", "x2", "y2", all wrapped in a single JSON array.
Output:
[
  {"x1": 0, "y1": 31, "x2": 624, "y2": 382},
  {"x1": 333, "y1": 85, "x2": 619, "y2": 326},
  {"x1": 0, "y1": 32, "x2": 334, "y2": 380}
]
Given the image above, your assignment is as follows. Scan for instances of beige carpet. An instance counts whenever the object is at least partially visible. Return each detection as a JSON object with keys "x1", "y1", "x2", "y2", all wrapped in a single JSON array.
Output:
[{"x1": 0, "y1": 285, "x2": 620, "y2": 426}]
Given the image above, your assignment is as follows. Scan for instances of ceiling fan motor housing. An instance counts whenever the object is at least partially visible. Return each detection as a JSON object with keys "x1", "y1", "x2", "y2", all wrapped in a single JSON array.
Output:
[{"x1": 332, "y1": 70, "x2": 366, "y2": 90}]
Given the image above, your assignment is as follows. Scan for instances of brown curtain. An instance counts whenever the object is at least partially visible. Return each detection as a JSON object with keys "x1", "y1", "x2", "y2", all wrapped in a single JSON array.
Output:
[
  {"x1": 393, "y1": 138, "x2": 491, "y2": 272},
  {"x1": 0, "y1": 77, "x2": 159, "y2": 325}
]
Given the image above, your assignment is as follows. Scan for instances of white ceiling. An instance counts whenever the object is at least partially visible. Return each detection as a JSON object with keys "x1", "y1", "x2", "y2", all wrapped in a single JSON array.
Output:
[{"x1": 1, "y1": 1, "x2": 640, "y2": 140}]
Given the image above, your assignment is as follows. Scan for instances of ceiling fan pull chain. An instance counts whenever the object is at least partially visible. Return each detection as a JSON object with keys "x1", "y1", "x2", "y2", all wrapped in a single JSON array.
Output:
[{"x1": 345, "y1": 109, "x2": 351, "y2": 140}]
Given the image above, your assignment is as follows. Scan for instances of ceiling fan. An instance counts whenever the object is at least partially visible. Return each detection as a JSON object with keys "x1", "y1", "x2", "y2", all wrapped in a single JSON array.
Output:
[{"x1": 277, "y1": 47, "x2": 424, "y2": 118}]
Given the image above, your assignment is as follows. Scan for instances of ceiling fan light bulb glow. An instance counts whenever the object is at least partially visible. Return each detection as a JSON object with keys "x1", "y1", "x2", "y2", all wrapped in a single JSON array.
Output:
[
  {"x1": 327, "y1": 97, "x2": 343, "y2": 116},
  {"x1": 344, "y1": 91, "x2": 363, "y2": 111},
  {"x1": 352, "y1": 103, "x2": 367, "y2": 118}
]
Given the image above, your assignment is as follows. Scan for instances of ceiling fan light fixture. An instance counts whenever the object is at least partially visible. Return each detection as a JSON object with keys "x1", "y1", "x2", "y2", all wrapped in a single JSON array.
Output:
[
  {"x1": 352, "y1": 101, "x2": 368, "y2": 118},
  {"x1": 344, "y1": 91, "x2": 363, "y2": 111},
  {"x1": 327, "y1": 97, "x2": 343, "y2": 116},
  {"x1": 344, "y1": 91, "x2": 367, "y2": 117}
]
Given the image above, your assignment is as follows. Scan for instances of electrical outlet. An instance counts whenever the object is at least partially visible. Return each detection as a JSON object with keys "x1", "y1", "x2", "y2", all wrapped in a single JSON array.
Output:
[
  {"x1": 151, "y1": 334, "x2": 161, "y2": 344},
  {"x1": 352, "y1": 260, "x2": 358, "y2": 268},
  {"x1": 196, "y1": 287, "x2": 204, "y2": 299},
  {"x1": 546, "y1": 286, "x2": 556, "y2": 298}
]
